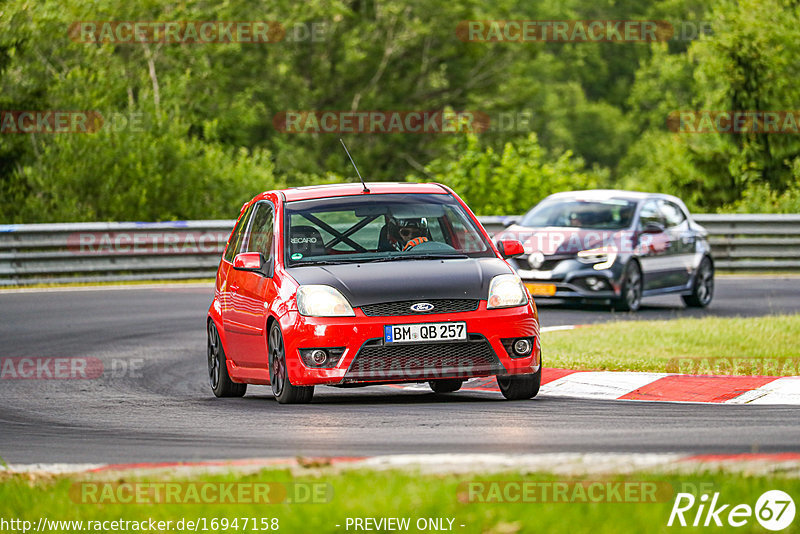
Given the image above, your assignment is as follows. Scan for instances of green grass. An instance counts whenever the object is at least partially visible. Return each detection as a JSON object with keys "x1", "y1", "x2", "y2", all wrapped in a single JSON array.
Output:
[
  {"x1": 545, "y1": 314, "x2": 800, "y2": 375},
  {"x1": 1, "y1": 468, "x2": 798, "y2": 533}
]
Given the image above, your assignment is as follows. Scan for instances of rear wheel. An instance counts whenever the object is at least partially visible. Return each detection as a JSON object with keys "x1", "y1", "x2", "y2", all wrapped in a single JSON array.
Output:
[
  {"x1": 429, "y1": 379, "x2": 463, "y2": 393},
  {"x1": 207, "y1": 321, "x2": 246, "y2": 398},
  {"x1": 497, "y1": 364, "x2": 541, "y2": 400},
  {"x1": 613, "y1": 261, "x2": 642, "y2": 312},
  {"x1": 682, "y1": 256, "x2": 714, "y2": 308},
  {"x1": 268, "y1": 323, "x2": 314, "y2": 404}
]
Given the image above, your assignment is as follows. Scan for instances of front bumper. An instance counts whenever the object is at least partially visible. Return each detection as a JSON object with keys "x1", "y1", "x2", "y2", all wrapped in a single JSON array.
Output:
[
  {"x1": 279, "y1": 300, "x2": 540, "y2": 386},
  {"x1": 517, "y1": 259, "x2": 625, "y2": 300}
]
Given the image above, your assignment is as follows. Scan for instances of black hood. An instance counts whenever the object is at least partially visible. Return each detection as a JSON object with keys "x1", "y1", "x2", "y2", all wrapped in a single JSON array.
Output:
[{"x1": 286, "y1": 258, "x2": 512, "y2": 307}]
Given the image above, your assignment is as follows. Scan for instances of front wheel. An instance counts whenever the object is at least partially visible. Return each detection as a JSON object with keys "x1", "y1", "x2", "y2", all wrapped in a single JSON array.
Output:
[
  {"x1": 207, "y1": 321, "x2": 246, "y2": 398},
  {"x1": 429, "y1": 379, "x2": 463, "y2": 393},
  {"x1": 613, "y1": 261, "x2": 643, "y2": 312},
  {"x1": 682, "y1": 256, "x2": 714, "y2": 308},
  {"x1": 497, "y1": 364, "x2": 541, "y2": 400},
  {"x1": 268, "y1": 323, "x2": 314, "y2": 404}
]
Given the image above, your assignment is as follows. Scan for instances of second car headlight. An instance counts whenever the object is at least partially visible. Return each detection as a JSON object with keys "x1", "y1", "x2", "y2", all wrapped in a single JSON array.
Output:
[
  {"x1": 577, "y1": 247, "x2": 618, "y2": 270},
  {"x1": 487, "y1": 274, "x2": 528, "y2": 309},
  {"x1": 296, "y1": 285, "x2": 355, "y2": 317}
]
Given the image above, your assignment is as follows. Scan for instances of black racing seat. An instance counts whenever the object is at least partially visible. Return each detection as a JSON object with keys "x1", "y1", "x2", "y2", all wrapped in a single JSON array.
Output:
[
  {"x1": 377, "y1": 225, "x2": 394, "y2": 251},
  {"x1": 290, "y1": 225, "x2": 326, "y2": 257}
]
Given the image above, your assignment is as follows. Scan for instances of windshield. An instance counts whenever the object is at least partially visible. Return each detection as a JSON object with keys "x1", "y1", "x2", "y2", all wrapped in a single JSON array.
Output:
[
  {"x1": 283, "y1": 193, "x2": 493, "y2": 265},
  {"x1": 519, "y1": 198, "x2": 637, "y2": 230}
]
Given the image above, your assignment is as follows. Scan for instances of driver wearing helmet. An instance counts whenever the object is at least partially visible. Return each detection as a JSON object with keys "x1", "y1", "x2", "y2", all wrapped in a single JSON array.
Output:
[{"x1": 388, "y1": 217, "x2": 429, "y2": 251}]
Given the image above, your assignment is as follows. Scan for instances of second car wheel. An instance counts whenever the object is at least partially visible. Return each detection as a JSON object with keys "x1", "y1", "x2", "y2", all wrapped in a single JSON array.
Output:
[
  {"x1": 614, "y1": 260, "x2": 643, "y2": 312},
  {"x1": 268, "y1": 323, "x2": 314, "y2": 404},
  {"x1": 682, "y1": 256, "x2": 714, "y2": 308},
  {"x1": 429, "y1": 379, "x2": 464, "y2": 393}
]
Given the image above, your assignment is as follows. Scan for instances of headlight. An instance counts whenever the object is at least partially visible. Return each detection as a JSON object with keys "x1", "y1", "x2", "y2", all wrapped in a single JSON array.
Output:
[
  {"x1": 296, "y1": 285, "x2": 355, "y2": 317},
  {"x1": 577, "y1": 247, "x2": 618, "y2": 270},
  {"x1": 487, "y1": 274, "x2": 528, "y2": 309}
]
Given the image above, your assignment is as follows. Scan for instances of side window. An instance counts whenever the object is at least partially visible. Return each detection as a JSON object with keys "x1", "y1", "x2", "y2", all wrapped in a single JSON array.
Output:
[
  {"x1": 444, "y1": 206, "x2": 482, "y2": 252},
  {"x1": 243, "y1": 202, "x2": 275, "y2": 260},
  {"x1": 659, "y1": 200, "x2": 686, "y2": 229},
  {"x1": 223, "y1": 203, "x2": 255, "y2": 263},
  {"x1": 638, "y1": 200, "x2": 664, "y2": 230}
]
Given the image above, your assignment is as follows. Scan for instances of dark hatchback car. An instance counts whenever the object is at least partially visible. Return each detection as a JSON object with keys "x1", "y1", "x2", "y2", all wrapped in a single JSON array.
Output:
[{"x1": 496, "y1": 190, "x2": 714, "y2": 311}]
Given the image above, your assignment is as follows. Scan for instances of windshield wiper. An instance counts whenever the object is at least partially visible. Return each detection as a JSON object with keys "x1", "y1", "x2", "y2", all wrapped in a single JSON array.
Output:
[
  {"x1": 291, "y1": 253, "x2": 469, "y2": 266},
  {"x1": 290, "y1": 259, "x2": 363, "y2": 266},
  {"x1": 396, "y1": 253, "x2": 469, "y2": 261}
]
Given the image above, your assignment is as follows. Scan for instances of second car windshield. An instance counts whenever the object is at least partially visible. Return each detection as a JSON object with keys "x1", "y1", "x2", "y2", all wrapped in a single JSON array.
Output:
[
  {"x1": 284, "y1": 193, "x2": 493, "y2": 265},
  {"x1": 520, "y1": 199, "x2": 637, "y2": 230}
]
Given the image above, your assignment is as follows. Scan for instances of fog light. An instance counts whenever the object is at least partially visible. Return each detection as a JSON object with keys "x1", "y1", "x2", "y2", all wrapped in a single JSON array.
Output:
[
  {"x1": 311, "y1": 349, "x2": 327, "y2": 365},
  {"x1": 585, "y1": 276, "x2": 607, "y2": 291},
  {"x1": 513, "y1": 338, "x2": 532, "y2": 356}
]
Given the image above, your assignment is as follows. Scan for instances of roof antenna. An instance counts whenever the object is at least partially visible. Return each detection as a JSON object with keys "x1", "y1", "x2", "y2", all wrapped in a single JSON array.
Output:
[{"x1": 340, "y1": 138, "x2": 369, "y2": 193}]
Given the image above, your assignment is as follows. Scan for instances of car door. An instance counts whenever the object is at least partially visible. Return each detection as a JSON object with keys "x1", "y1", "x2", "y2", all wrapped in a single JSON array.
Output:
[
  {"x1": 636, "y1": 199, "x2": 673, "y2": 290},
  {"x1": 219, "y1": 202, "x2": 255, "y2": 365},
  {"x1": 224, "y1": 201, "x2": 278, "y2": 368},
  {"x1": 658, "y1": 199, "x2": 693, "y2": 288}
]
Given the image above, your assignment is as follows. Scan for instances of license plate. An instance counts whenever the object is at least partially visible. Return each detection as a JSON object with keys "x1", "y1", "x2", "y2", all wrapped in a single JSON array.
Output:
[
  {"x1": 525, "y1": 283, "x2": 557, "y2": 296},
  {"x1": 384, "y1": 322, "x2": 467, "y2": 344}
]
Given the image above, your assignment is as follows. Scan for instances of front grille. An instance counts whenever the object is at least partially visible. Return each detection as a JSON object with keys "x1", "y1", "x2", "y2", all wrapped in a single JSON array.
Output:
[
  {"x1": 513, "y1": 257, "x2": 567, "y2": 272},
  {"x1": 360, "y1": 299, "x2": 479, "y2": 316},
  {"x1": 538, "y1": 259, "x2": 563, "y2": 271},
  {"x1": 343, "y1": 334, "x2": 504, "y2": 383}
]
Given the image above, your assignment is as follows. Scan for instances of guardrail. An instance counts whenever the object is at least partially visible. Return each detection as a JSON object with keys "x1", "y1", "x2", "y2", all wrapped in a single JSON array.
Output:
[{"x1": 1, "y1": 214, "x2": 798, "y2": 286}]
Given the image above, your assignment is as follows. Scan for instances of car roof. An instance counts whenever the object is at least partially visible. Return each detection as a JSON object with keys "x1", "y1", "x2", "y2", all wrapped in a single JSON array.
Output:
[
  {"x1": 273, "y1": 182, "x2": 450, "y2": 202},
  {"x1": 544, "y1": 189, "x2": 686, "y2": 205}
]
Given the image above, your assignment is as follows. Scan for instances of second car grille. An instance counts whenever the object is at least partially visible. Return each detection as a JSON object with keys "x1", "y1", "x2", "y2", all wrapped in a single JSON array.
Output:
[
  {"x1": 360, "y1": 299, "x2": 480, "y2": 316},
  {"x1": 343, "y1": 334, "x2": 504, "y2": 382}
]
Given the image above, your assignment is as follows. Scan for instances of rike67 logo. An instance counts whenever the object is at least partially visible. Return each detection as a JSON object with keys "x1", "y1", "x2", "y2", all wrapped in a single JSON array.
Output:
[{"x1": 668, "y1": 490, "x2": 795, "y2": 530}]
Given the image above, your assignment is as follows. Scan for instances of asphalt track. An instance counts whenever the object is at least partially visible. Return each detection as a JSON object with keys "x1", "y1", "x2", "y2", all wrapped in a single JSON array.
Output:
[{"x1": 0, "y1": 276, "x2": 798, "y2": 464}]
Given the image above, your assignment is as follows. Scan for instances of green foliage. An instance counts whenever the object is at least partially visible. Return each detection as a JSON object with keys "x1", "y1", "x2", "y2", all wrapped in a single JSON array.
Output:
[
  {"x1": 623, "y1": 0, "x2": 800, "y2": 211},
  {"x1": 419, "y1": 134, "x2": 607, "y2": 215},
  {"x1": 9, "y1": 116, "x2": 278, "y2": 222},
  {"x1": 722, "y1": 158, "x2": 800, "y2": 213},
  {"x1": 1, "y1": 0, "x2": 799, "y2": 221}
]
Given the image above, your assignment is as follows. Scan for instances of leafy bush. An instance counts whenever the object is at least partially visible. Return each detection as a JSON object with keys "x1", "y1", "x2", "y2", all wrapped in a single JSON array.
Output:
[
  {"x1": 5, "y1": 114, "x2": 279, "y2": 222},
  {"x1": 415, "y1": 133, "x2": 608, "y2": 215}
]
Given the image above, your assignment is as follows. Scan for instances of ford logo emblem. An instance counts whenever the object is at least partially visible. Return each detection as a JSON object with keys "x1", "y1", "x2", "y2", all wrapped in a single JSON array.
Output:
[{"x1": 410, "y1": 302, "x2": 435, "y2": 312}]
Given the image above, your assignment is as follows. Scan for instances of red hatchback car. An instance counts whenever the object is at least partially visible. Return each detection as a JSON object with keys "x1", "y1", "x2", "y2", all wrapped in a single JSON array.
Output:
[{"x1": 207, "y1": 183, "x2": 541, "y2": 403}]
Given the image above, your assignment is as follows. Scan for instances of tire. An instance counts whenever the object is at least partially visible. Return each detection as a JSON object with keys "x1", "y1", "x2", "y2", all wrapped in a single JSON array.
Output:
[
  {"x1": 682, "y1": 256, "x2": 714, "y2": 308},
  {"x1": 429, "y1": 379, "x2": 463, "y2": 393},
  {"x1": 613, "y1": 260, "x2": 643, "y2": 312},
  {"x1": 207, "y1": 320, "x2": 247, "y2": 398},
  {"x1": 268, "y1": 323, "x2": 314, "y2": 404},
  {"x1": 497, "y1": 364, "x2": 541, "y2": 400}
]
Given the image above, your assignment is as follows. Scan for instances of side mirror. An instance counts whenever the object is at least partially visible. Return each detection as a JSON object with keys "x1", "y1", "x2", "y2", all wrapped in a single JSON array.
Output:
[
  {"x1": 642, "y1": 222, "x2": 666, "y2": 234},
  {"x1": 233, "y1": 252, "x2": 265, "y2": 272},
  {"x1": 496, "y1": 239, "x2": 525, "y2": 259}
]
